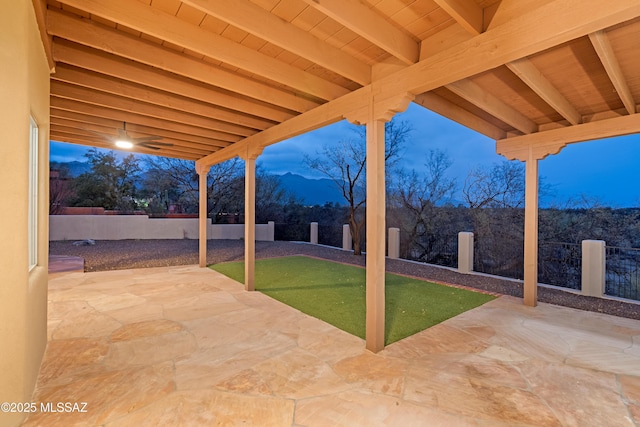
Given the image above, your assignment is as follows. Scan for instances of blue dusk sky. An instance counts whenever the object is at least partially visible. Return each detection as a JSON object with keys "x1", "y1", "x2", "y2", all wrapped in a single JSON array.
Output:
[{"x1": 51, "y1": 102, "x2": 640, "y2": 208}]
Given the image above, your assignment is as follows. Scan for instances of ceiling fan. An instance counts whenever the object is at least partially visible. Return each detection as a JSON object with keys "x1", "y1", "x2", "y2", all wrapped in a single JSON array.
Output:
[{"x1": 85, "y1": 122, "x2": 173, "y2": 150}]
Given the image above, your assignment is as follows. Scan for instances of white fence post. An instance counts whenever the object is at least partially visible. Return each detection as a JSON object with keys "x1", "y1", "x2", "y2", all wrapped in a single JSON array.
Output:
[
  {"x1": 458, "y1": 232, "x2": 474, "y2": 274},
  {"x1": 342, "y1": 224, "x2": 352, "y2": 251},
  {"x1": 582, "y1": 240, "x2": 606, "y2": 297},
  {"x1": 388, "y1": 228, "x2": 400, "y2": 259},
  {"x1": 267, "y1": 221, "x2": 275, "y2": 241},
  {"x1": 310, "y1": 222, "x2": 318, "y2": 244}
]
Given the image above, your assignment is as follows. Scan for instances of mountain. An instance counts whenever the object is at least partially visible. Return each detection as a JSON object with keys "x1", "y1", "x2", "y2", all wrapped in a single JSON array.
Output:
[
  {"x1": 50, "y1": 160, "x2": 91, "y2": 177},
  {"x1": 277, "y1": 173, "x2": 345, "y2": 206}
]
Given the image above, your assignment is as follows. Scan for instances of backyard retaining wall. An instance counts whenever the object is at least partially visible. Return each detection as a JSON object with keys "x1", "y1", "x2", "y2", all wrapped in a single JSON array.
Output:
[{"x1": 49, "y1": 215, "x2": 275, "y2": 241}]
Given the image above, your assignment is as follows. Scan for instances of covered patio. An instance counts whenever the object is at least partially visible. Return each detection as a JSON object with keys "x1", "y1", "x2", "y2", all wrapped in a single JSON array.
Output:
[
  {"x1": 4, "y1": 1, "x2": 640, "y2": 425},
  {"x1": 24, "y1": 265, "x2": 640, "y2": 425},
  {"x1": 34, "y1": 0, "x2": 640, "y2": 353}
]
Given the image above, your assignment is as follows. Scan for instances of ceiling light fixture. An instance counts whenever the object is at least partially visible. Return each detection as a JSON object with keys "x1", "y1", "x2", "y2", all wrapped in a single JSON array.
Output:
[{"x1": 115, "y1": 140, "x2": 134, "y2": 149}]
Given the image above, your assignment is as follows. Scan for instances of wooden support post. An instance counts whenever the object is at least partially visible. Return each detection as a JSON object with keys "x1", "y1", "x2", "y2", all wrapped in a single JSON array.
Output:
[
  {"x1": 197, "y1": 164, "x2": 210, "y2": 268},
  {"x1": 366, "y1": 118, "x2": 386, "y2": 353},
  {"x1": 523, "y1": 149, "x2": 539, "y2": 307},
  {"x1": 244, "y1": 156, "x2": 256, "y2": 291}
]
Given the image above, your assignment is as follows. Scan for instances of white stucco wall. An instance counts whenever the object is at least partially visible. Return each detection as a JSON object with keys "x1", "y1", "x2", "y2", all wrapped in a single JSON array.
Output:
[
  {"x1": 49, "y1": 216, "x2": 275, "y2": 241},
  {"x1": 0, "y1": 2, "x2": 50, "y2": 426}
]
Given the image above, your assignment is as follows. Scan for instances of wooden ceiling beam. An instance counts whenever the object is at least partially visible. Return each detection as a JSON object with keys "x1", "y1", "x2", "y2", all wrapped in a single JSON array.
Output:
[
  {"x1": 50, "y1": 132, "x2": 203, "y2": 160},
  {"x1": 51, "y1": 41, "x2": 291, "y2": 124},
  {"x1": 47, "y1": 10, "x2": 315, "y2": 115},
  {"x1": 413, "y1": 92, "x2": 507, "y2": 140},
  {"x1": 202, "y1": 0, "x2": 640, "y2": 167},
  {"x1": 446, "y1": 79, "x2": 538, "y2": 134},
  {"x1": 589, "y1": 30, "x2": 636, "y2": 115},
  {"x1": 506, "y1": 58, "x2": 582, "y2": 125},
  {"x1": 382, "y1": 0, "x2": 640, "y2": 99},
  {"x1": 181, "y1": 0, "x2": 370, "y2": 86},
  {"x1": 50, "y1": 124, "x2": 214, "y2": 156},
  {"x1": 54, "y1": 0, "x2": 349, "y2": 101},
  {"x1": 497, "y1": 112, "x2": 640, "y2": 161},
  {"x1": 50, "y1": 99, "x2": 243, "y2": 143},
  {"x1": 52, "y1": 64, "x2": 272, "y2": 132},
  {"x1": 50, "y1": 116, "x2": 231, "y2": 150},
  {"x1": 432, "y1": 0, "x2": 483, "y2": 35},
  {"x1": 300, "y1": 0, "x2": 419, "y2": 65},
  {"x1": 48, "y1": 11, "x2": 304, "y2": 121},
  {"x1": 51, "y1": 80, "x2": 256, "y2": 137}
]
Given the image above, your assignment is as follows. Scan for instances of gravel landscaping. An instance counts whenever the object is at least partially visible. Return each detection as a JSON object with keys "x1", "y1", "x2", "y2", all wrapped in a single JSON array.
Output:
[{"x1": 49, "y1": 239, "x2": 640, "y2": 321}]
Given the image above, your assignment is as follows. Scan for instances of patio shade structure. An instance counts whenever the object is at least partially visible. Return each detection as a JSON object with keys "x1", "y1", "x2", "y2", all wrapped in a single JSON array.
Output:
[{"x1": 35, "y1": 0, "x2": 640, "y2": 352}]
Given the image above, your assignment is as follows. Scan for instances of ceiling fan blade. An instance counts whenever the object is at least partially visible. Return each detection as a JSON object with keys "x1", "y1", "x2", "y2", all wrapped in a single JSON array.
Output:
[
  {"x1": 81, "y1": 127, "x2": 118, "y2": 143},
  {"x1": 117, "y1": 128, "x2": 128, "y2": 140},
  {"x1": 132, "y1": 136, "x2": 164, "y2": 143},
  {"x1": 138, "y1": 142, "x2": 162, "y2": 150}
]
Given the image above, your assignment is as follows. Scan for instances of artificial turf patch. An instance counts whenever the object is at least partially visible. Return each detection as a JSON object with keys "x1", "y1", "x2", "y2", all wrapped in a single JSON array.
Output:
[{"x1": 211, "y1": 256, "x2": 495, "y2": 345}]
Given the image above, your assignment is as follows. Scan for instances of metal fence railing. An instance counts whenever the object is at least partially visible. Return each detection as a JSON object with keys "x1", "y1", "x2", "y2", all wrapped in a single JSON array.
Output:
[
  {"x1": 605, "y1": 246, "x2": 640, "y2": 301},
  {"x1": 538, "y1": 241, "x2": 582, "y2": 290},
  {"x1": 318, "y1": 224, "x2": 344, "y2": 248},
  {"x1": 473, "y1": 238, "x2": 523, "y2": 280},
  {"x1": 405, "y1": 234, "x2": 458, "y2": 268},
  {"x1": 274, "y1": 223, "x2": 309, "y2": 242}
]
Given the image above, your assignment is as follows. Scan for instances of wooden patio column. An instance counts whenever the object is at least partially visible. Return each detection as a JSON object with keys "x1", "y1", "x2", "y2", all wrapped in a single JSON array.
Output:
[
  {"x1": 523, "y1": 149, "x2": 539, "y2": 306},
  {"x1": 197, "y1": 164, "x2": 210, "y2": 268},
  {"x1": 497, "y1": 137, "x2": 571, "y2": 307},
  {"x1": 241, "y1": 148, "x2": 262, "y2": 291},
  {"x1": 365, "y1": 118, "x2": 386, "y2": 352},
  {"x1": 347, "y1": 92, "x2": 413, "y2": 353}
]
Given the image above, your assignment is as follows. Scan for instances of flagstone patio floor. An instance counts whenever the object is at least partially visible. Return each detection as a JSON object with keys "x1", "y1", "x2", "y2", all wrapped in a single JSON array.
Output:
[{"x1": 24, "y1": 265, "x2": 640, "y2": 426}]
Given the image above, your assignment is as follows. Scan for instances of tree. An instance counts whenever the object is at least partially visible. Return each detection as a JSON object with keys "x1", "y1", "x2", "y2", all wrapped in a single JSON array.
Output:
[
  {"x1": 142, "y1": 156, "x2": 244, "y2": 219},
  {"x1": 49, "y1": 163, "x2": 74, "y2": 214},
  {"x1": 462, "y1": 160, "x2": 526, "y2": 277},
  {"x1": 69, "y1": 149, "x2": 141, "y2": 211},
  {"x1": 389, "y1": 149, "x2": 457, "y2": 260},
  {"x1": 305, "y1": 119, "x2": 412, "y2": 255}
]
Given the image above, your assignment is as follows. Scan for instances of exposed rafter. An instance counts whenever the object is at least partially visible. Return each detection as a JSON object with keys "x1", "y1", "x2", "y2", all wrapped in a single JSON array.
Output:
[
  {"x1": 47, "y1": 10, "x2": 316, "y2": 115},
  {"x1": 589, "y1": 30, "x2": 636, "y2": 115},
  {"x1": 497, "y1": 112, "x2": 640, "y2": 161},
  {"x1": 413, "y1": 92, "x2": 506, "y2": 140},
  {"x1": 50, "y1": 98, "x2": 243, "y2": 143},
  {"x1": 300, "y1": 0, "x2": 419, "y2": 65},
  {"x1": 51, "y1": 41, "x2": 293, "y2": 124},
  {"x1": 49, "y1": 106, "x2": 236, "y2": 150},
  {"x1": 506, "y1": 58, "x2": 582, "y2": 125},
  {"x1": 180, "y1": 0, "x2": 371, "y2": 86},
  {"x1": 198, "y1": 0, "x2": 640, "y2": 168},
  {"x1": 446, "y1": 79, "x2": 538, "y2": 134},
  {"x1": 51, "y1": 80, "x2": 256, "y2": 137},
  {"x1": 432, "y1": 0, "x2": 484, "y2": 35},
  {"x1": 52, "y1": 65, "x2": 272, "y2": 132},
  {"x1": 54, "y1": 0, "x2": 349, "y2": 101}
]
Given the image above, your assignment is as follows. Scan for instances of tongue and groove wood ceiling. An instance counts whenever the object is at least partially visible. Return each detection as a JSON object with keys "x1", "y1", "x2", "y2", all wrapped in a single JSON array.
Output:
[{"x1": 34, "y1": 0, "x2": 640, "y2": 162}]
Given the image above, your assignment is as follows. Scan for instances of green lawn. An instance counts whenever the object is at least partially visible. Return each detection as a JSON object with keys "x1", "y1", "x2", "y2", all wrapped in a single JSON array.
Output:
[{"x1": 211, "y1": 256, "x2": 495, "y2": 345}]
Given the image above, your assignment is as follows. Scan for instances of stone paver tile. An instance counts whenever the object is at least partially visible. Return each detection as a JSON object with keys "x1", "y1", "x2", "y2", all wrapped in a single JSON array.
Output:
[
  {"x1": 104, "y1": 389, "x2": 294, "y2": 427},
  {"x1": 404, "y1": 357, "x2": 558, "y2": 425},
  {"x1": 86, "y1": 292, "x2": 147, "y2": 312},
  {"x1": 36, "y1": 338, "x2": 110, "y2": 386},
  {"x1": 566, "y1": 341, "x2": 640, "y2": 376},
  {"x1": 252, "y1": 347, "x2": 354, "y2": 399},
  {"x1": 295, "y1": 390, "x2": 492, "y2": 427},
  {"x1": 383, "y1": 323, "x2": 488, "y2": 359},
  {"x1": 24, "y1": 362, "x2": 175, "y2": 427},
  {"x1": 619, "y1": 374, "x2": 640, "y2": 405},
  {"x1": 331, "y1": 352, "x2": 408, "y2": 396},
  {"x1": 162, "y1": 292, "x2": 246, "y2": 321},
  {"x1": 110, "y1": 319, "x2": 184, "y2": 342},
  {"x1": 521, "y1": 360, "x2": 635, "y2": 427},
  {"x1": 105, "y1": 331, "x2": 197, "y2": 368}
]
